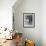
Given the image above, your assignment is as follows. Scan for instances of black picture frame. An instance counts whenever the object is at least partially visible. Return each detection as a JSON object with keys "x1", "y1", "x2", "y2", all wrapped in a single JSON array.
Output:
[{"x1": 23, "y1": 13, "x2": 35, "y2": 28}]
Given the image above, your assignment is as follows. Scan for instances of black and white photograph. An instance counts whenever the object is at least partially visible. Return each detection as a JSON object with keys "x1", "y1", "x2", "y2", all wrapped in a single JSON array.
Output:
[{"x1": 23, "y1": 13, "x2": 35, "y2": 28}]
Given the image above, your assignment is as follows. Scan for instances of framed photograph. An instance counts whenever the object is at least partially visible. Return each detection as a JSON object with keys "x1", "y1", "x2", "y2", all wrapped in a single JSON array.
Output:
[{"x1": 23, "y1": 13, "x2": 35, "y2": 28}]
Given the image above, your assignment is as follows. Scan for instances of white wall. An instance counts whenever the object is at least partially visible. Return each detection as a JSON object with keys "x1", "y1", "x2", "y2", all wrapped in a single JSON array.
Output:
[
  {"x1": 0, "y1": 0, "x2": 16, "y2": 30},
  {"x1": 13, "y1": 0, "x2": 41, "y2": 46},
  {"x1": 41, "y1": 0, "x2": 46, "y2": 46}
]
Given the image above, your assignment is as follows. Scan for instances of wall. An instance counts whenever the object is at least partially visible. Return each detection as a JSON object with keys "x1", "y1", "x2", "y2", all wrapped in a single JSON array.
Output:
[
  {"x1": 41, "y1": 0, "x2": 46, "y2": 46},
  {"x1": 13, "y1": 0, "x2": 41, "y2": 46},
  {"x1": 0, "y1": 0, "x2": 16, "y2": 30}
]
